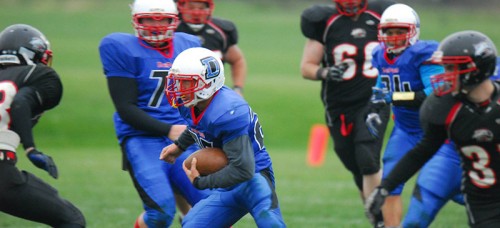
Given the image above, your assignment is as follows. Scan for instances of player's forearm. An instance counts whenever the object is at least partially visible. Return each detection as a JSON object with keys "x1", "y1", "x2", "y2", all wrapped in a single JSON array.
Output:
[
  {"x1": 196, "y1": 136, "x2": 255, "y2": 189},
  {"x1": 118, "y1": 105, "x2": 172, "y2": 136},
  {"x1": 174, "y1": 129, "x2": 195, "y2": 151},
  {"x1": 381, "y1": 125, "x2": 447, "y2": 191},
  {"x1": 10, "y1": 97, "x2": 35, "y2": 149},
  {"x1": 230, "y1": 57, "x2": 246, "y2": 89},
  {"x1": 107, "y1": 77, "x2": 172, "y2": 136}
]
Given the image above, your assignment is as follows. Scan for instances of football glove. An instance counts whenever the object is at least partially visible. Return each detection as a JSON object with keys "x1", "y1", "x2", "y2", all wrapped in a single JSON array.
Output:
[
  {"x1": 371, "y1": 87, "x2": 392, "y2": 104},
  {"x1": 27, "y1": 149, "x2": 58, "y2": 179},
  {"x1": 317, "y1": 63, "x2": 349, "y2": 82},
  {"x1": 366, "y1": 113, "x2": 382, "y2": 138},
  {"x1": 365, "y1": 186, "x2": 389, "y2": 223}
]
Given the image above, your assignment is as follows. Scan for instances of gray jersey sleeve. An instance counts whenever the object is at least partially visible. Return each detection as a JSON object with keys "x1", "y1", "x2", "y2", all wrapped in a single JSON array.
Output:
[{"x1": 196, "y1": 135, "x2": 255, "y2": 189}]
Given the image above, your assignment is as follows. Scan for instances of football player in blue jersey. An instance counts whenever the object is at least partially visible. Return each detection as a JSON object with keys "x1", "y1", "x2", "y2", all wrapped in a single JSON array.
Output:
[
  {"x1": 367, "y1": 30, "x2": 500, "y2": 228},
  {"x1": 365, "y1": 4, "x2": 463, "y2": 227},
  {"x1": 160, "y1": 47, "x2": 286, "y2": 227},
  {"x1": 176, "y1": 0, "x2": 247, "y2": 96},
  {"x1": 98, "y1": 0, "x2": 210, "y2": 227}
]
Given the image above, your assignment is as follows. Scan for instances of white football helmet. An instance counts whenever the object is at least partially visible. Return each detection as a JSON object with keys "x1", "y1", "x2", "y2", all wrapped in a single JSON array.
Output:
[
  {"x1": 131, "y1": 0, "x2": 179, "y2": 50},
  {"x1": 166, "y1": 47, "x2": 225, "y2": 108},
  {"x1": 378, "y1": 4, "x2": 420, "y2": 54}
]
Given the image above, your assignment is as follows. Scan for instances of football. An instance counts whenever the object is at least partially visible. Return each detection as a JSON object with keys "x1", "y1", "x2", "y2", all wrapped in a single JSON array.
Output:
[{"x1": 184, "y1": 147, "x2": 228, "y2": 175}]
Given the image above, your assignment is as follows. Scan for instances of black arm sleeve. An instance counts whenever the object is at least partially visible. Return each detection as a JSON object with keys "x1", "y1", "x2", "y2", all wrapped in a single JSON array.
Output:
[
  {"x1": 381, "y1": 123, "x2": 448, "y2": 191},
  {"x1": 10, "y1": 87, "x2": 39, "y2": 149},
  {"x1": 196, "y1": 135, "x2": 255, "y2": 189},
  {"x1": 10, "y1": 66, "x2": 63, "y2": 150},
  {"x1": 174, "y1": 129, "x2": 195, "y2": 151},
  {"x1": 107, "y1": 77, "x2": 172, "y2": 136},
  {"x1": 392, "y1": 91, "x2": 427, "y2": 108}
]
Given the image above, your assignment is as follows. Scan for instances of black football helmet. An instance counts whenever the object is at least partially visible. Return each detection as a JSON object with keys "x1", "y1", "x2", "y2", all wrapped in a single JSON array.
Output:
[
  {"x1": 334, "y1": 0, "x2": 367, "y2": 16},
  {"x1": 0, "y1": 24, "x2": 52, "y2": 66},
  {"x1": 431, "y1": 30, "x2": 497, "y2": 96}
]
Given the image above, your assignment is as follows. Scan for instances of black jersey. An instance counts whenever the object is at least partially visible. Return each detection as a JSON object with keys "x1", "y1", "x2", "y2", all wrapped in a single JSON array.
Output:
[
  {"x1": 300, "y1": 1, "x2": 394, "y2": 113},
  {"x1": 176, "y1": 17, "x2": 238, "y2": 61},
  {"x1": 383, "y1": 82, "x2": 500, "y2": 201},
  {"x1": 0, "y1": 64, "x2": 62, "y2": 148}
]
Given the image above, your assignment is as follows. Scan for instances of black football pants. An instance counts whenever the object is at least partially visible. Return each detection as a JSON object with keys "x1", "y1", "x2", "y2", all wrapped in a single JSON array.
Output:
[{"x1": 0, "y1": 162, "x2": 86, "y2": 228}]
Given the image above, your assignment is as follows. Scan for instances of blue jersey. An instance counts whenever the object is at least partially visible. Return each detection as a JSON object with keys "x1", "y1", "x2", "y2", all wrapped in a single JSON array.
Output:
[
  {"x1": 99, "y1": 32, "x2": 201, "y2": 141},
  {"x1": 372, "y1": 40, "x2": 443, "y2": 134},
  {"x1": 178, "y1": 86, "x2": 272, "y2": 173},
  {"x1": 490, "y1": 57, "x2": 500, "y2": 81}
]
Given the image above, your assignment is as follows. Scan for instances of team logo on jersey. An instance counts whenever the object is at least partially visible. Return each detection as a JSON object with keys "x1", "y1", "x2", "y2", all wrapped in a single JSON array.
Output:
[
  {"x1": 495, "y1": 118, "x2": 500, "y2": 125},
  {"x1": 366, "y1": 20, "x2": 376, "y2": 26},
  {"x1": 381, "y1": 67, "x2": 399, "y2": 74},
  {"x1": 206, "y1": 29, "x2": 215, "y2": 35},
  {"x1": 156, "y1": 61, "x2": 172, "y2": 68},
  {"x1": 472, "y1": 128, "x2": 493, "y2": 142},
  {"x1": 351, "y1": 28, "x2": 366, "y2": 38}
]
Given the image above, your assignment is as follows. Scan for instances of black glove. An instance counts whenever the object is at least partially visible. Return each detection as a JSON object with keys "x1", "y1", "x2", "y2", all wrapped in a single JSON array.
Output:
[
  {"x1": 365, "y1": 186, "x2": 389, "y2": 222},
  {"x1": 27, "y1": 149, "x2": 59, "y2": 179},
  {"x1": 316, "y1": 63, "x2": 349, "y2": 82}
]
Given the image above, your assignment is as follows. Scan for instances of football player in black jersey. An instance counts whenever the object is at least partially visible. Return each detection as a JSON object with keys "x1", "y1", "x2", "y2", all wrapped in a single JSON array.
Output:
[
  {"x1": 0, "y1": 24, "x2": 85, "y2": 227},
  {"x1": 300, "y1": 0, "x2": 394, "y2": 226},
  {"x1": 176, "y1": 0, "x2": 247, "y2": 96},
  {"x1": 366, "y1": 31, "x2": 500, "y2": 228}
]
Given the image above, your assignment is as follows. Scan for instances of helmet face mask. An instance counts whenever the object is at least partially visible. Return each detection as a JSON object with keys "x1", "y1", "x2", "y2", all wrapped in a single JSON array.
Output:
[
  {"x1": 0, "y1": 24, "x2": 52, "y2": 66},
  {"x1": 131, "y1": 0, "x2": 179, "y2": 50},
  {"x1": 334, "y1": 0, "x2": 367, "y2": 16},
  {"x1": 178, "y1": 0, "x2": 214, "y2": 28},
  {"x1": 378, "y1": 4, "x2": 420, "y2": 54},
  {"x1": 166, "y1": 47, "x2": 224, "y2": 108},
  {"x1": 431, "y1": 31, "x2": 497, "y2": 96}
]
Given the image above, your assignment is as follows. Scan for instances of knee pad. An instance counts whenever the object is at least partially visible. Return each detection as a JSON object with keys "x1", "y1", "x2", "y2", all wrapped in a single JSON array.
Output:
[{"x1": 144, "y1": 207, "x2": 176, "y2": 228}]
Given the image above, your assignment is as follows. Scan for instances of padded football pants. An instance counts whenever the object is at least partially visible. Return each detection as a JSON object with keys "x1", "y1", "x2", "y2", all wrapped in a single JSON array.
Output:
[{"x1": 0, "y1": 161, "x2": 86, "y2": 228}]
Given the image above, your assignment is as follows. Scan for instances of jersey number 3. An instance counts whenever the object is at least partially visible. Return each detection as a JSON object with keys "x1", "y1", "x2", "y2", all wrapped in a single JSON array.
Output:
[{"x1": 461, "y1": 145, "x2": 497, "y2": 188}]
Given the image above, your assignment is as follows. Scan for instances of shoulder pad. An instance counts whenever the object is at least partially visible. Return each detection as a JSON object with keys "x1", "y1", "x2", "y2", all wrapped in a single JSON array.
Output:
[
  {"x1": 408, "y1": 40, "x2": 440, "y2": 63},
  {"x1": 301, "y1": 5, "x2": 335, "y2": 40},
  {"x1": 420, "y1": 93, "x2": 457, "y2": 125},
  {"x1": 301, "y1": 5, "x2": 335, "y2": 23},
  {"x1": 209, "y1": 17, "x2": 237, "y2": 32}
]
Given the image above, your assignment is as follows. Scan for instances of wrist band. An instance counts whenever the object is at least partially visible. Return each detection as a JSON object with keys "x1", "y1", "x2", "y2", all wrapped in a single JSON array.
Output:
[
  {"x1": 193, "y1": 176, "x2": 201, "y2": 189},
  {"x1": 315, "y1": 68, "x2": 325, "y2": 80},
  {"x1": 233, "y1": 86, "x2": 243, "y2": 93}
]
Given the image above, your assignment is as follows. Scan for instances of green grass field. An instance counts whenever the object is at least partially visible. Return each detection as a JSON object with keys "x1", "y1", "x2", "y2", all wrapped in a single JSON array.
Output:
[{"x1": 1, "y1": 0, "x2": 499, "y2": 227}]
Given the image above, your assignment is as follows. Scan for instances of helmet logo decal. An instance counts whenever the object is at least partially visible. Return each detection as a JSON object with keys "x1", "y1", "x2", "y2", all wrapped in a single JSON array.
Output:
[
  {"x1": 474, "y1": 41, "x2": 492, "y2": 56},
  {"x1": 29, "y1": 37, "x2": 46, "y2": 53},
  {"x1": 200, "y1": 56, "x2": 220, "y2": 79}
]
